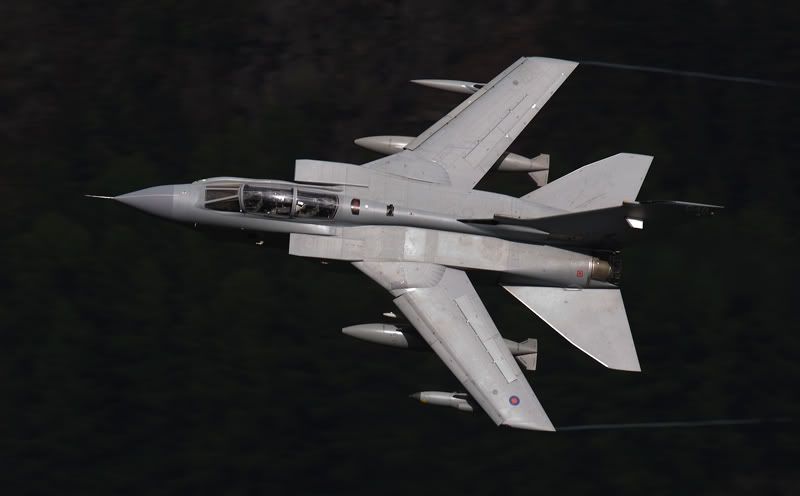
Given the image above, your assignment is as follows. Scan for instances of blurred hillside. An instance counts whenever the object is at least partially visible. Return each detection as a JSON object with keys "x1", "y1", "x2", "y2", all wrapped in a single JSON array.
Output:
[{"x1": 1, "y1": 2, "x2": 799, "y2": 494}]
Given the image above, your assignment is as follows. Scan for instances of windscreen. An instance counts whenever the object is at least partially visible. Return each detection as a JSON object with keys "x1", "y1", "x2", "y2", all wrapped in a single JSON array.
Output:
[{"x1": 204, "y1": 184, "x2": 241, "y2": 212}]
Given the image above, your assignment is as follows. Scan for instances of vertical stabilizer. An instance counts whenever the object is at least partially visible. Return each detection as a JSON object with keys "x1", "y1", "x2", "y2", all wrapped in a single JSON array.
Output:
[
  {"x1": 528, "y1": 154, "x2": 550, "y2": 187},
  {"x1": 522, "y1": 153, "x2": 652, "y2": 211}
]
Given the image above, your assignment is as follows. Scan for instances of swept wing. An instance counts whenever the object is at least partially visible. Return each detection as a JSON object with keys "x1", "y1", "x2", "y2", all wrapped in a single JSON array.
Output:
[
  {"x1": 353, "y1": 261, "x2": 554, "y2": 431},
  {"x1": 363, "y1": 57, "x2": 578, "y2": 189}
]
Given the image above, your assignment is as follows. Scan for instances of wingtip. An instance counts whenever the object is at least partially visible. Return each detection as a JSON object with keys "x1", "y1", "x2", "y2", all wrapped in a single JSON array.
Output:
[
  {"x1": 84, "y1": 194, "x2": 116, "y2": 200},
  {"x1": 608, "y1": 363, "x2": 642, "y2": 373},
  {"x1": 502, "y1": 418, "x2": 556, "y2": 432}
]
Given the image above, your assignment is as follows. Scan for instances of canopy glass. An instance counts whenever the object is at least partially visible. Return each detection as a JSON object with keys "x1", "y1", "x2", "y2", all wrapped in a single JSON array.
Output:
[{"x1": 203, "y1": 183, "x2": 339, "y2": 219}]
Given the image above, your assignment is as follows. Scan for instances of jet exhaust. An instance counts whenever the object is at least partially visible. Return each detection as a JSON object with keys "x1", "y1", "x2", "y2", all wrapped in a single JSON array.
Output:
[{"x1": 591, "y1": 258, "x2": 612, "y2": 282}]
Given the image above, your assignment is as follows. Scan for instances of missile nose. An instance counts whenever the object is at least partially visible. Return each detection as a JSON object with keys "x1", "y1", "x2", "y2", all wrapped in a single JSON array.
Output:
[{"x1": 116, "y1": 185, "x2": 176, "y2": 218}]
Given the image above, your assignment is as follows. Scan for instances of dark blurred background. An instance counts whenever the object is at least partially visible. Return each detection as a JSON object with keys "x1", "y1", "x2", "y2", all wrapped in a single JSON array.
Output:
[{"x1": 2, "y1": 1, "x2": 799, "y2": 494}]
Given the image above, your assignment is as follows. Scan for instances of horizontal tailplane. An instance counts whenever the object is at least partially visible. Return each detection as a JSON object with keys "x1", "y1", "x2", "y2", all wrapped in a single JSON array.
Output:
[{"x1": 503, "y1": 286, "x2": 641, "y2": 372}]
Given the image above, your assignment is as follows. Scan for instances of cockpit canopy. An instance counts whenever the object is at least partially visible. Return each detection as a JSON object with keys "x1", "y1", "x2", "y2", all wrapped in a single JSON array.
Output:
[
  {"x1": 203, "y1": 181, "x2": 338, "y2": 220},
  {"x1": 242, "y1": 185, "x2": 293, "y2": 216},
  {"x1": 204, "y1": 183, "x2": 240, "y2": 212}
]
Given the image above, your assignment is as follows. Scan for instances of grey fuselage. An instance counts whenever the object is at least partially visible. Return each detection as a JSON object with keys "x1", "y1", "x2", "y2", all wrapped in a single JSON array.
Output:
[
  {"x1": 145, "y1": 177, "x2": 562, "y2": 242},
  {"x1": 116, "y1": 161, "x2": 615, "y2": 289}
]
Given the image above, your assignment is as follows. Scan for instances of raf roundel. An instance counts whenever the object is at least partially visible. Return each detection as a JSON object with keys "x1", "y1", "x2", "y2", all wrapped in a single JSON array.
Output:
[{"x1": 509, "y1": 395, "x2": 520, "y2": 406}]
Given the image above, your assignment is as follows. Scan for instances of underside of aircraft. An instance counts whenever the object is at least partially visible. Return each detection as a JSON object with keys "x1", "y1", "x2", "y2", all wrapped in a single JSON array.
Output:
[{"x1": 102, "y1": 57, "x2": 721, "y2": 431}]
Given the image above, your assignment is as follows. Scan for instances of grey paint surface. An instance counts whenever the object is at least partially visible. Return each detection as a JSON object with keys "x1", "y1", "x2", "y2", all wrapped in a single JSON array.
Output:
[
  {"x1": 103, "y1": 57, "x2": 719, "y2": 431},
  {"x1": 354, "y1": 135, "x2": 549, "y2": 174},
  {"x1": 504, "y1": 286, "x2": 640, "y2": 371},
  {"x1": 387, "y1": 265, "x2": 554, "y2": 430},
  {"x1": 365, "y1": 57, "x2": 578, "y2": 189}
]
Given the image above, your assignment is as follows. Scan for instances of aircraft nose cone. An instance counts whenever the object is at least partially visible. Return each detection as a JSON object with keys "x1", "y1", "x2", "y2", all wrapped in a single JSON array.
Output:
[{"x1": 116, "y1": 185, "x2": 176, "y2": 218}]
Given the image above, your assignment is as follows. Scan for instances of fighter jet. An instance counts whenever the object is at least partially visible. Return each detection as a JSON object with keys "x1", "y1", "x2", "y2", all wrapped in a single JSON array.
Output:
[{"x1": 100, "y1": 57, "x2": 720, "y2": 431}]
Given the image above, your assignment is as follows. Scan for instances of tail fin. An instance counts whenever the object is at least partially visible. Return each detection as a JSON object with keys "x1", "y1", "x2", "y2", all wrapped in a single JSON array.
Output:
[
  {"x1": 528, "y1": 154, "x2": 550, "y2": 188},
  {"x1": 522, "y1": 153, "x2": 652, "y2": 211},
  {"x1": 503, "y1": 286, "x2": 641, "y2": 372}
]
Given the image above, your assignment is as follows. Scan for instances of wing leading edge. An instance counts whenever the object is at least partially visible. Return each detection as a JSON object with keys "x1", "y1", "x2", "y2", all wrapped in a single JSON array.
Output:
[
  {"x1": 354, "y1": 261, "x2": 554, "y2": 431},
  {"x1": 364, "y1": 57, "x2": 578, "y2": 189}
]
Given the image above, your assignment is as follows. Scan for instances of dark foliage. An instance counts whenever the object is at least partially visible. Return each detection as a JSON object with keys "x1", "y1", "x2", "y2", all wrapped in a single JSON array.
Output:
[{"x1": 2, "y1": 1, "x2": 798, "y2": 494}]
